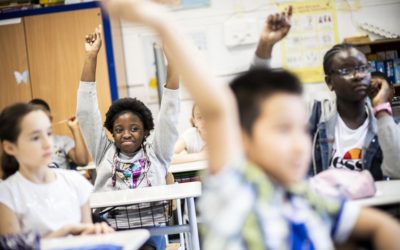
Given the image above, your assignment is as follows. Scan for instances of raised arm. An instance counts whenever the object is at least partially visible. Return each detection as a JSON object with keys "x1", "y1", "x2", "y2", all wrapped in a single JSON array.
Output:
[
  {"x1": 81, "y1": 28, "x2": 101, "y2": 82},
  {"x1": 103, "y1": 0, "x2": 242, "y2": 174},
  {"x1": 150, "y1": 46, "x2": 180, "y2": 167},
  {"x1": 253, "y1": 6, "x2": 292, "y2": 67},
  {"x1": 67, "y1": 117, "x2": 90, "y2": 166},
  {"x1": 76, "y1": 26, "x2": 112, "y2": 165},
  {"x1": 164, "y1": 46, "x2": 179, "y2": 90}
]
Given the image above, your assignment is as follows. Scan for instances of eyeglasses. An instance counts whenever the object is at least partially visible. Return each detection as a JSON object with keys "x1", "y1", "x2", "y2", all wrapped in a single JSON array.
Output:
[{"x1": 330, "y1": 65, "x2": 372, "y2": 77}]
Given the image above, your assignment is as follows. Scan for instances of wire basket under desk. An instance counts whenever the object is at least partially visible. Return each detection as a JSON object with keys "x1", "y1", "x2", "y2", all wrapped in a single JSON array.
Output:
[{"x1": 93, "y1": 200, "x2": 173, "y2": 230}]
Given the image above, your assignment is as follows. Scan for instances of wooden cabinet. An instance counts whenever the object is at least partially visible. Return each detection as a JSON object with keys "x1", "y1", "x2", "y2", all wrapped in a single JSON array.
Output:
[
  {"x1": 0, "y1": 20, "x2": 32, "y2": 109},
  {"x1": 0, "y1": 2, "x2": 124, "y2": 136},
  {"x1": 24, "y1": 8, "x2": 111, "y2": 135}
]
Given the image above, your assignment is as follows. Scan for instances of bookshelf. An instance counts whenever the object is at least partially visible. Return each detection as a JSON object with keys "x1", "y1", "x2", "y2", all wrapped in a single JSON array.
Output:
[{"x1": 348, "y1": 38, "x2": 400, "y2": 120}]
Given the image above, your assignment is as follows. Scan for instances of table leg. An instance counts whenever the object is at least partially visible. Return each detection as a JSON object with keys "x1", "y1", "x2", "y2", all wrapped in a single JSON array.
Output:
[
  {"x1": 176, "y1": 198, "x2": 185, "y2": 249},
  {"x1": 187, "y1": 197, "x2": 200, "y2": 250}
]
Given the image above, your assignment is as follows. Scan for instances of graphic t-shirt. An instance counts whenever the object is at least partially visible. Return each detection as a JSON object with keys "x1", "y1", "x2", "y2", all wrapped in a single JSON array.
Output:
[{"x1": 330, "y1": 114, "x2": 369, "y2": 171}]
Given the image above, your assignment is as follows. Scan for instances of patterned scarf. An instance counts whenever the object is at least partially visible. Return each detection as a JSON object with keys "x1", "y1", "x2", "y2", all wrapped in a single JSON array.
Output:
[{"x1": 111, "y1": 146, "x2": 152, "y2": 189}]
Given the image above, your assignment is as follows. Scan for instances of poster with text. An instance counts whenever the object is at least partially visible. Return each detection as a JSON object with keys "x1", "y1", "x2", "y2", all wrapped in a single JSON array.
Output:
[{"x1": 278, "y1": 0, "x2": 339, "y2": 83}]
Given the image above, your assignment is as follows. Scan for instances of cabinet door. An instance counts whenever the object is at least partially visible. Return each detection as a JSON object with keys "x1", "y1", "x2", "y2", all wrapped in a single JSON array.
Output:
[
  {"x1": 24, "y1": 8, "x2": 111, "y2": 136},
  {"x1": 0, "y1": 19, "x2": 33, "y2": 111}
]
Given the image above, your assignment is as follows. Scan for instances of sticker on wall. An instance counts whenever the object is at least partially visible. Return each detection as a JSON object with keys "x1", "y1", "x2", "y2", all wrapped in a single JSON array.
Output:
[{"x1": 14, "y1": 70, "x2": 29, "y2": 85}]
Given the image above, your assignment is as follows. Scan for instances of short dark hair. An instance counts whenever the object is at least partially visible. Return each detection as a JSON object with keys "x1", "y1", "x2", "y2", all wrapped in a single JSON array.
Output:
[
  {"x1": 229, "y1": 68, "x2": 303, "y2": 134},
  {"x1": 104, "y1": 97, "x2": 154, "y2": 133},
  {"x1": 323, "y1": 43, "x2": 358, "y2": 75},
  {"x1": 29, "y1": 98, "x2": 51, "y2": 112}
]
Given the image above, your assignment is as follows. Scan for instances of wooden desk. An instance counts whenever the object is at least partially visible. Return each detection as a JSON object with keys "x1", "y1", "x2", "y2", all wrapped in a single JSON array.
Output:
[
  {"x1": 351, "y1": 180, "x2": 400, "y2": 207},
  {"x1": 41, "y1": 229, "x2": 149, "y2": 250},
  {"x1": 90, "y1": 182, "x2": 202, "y2": 250}
]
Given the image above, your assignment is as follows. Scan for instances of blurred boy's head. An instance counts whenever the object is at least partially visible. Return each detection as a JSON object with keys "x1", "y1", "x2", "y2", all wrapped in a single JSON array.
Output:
[
  {"x1": 29, "y1": 98, "x2": 52, "y2": 121},
  {"x1": 230, "y1": 68, "x2": 311, "y2": 186}
]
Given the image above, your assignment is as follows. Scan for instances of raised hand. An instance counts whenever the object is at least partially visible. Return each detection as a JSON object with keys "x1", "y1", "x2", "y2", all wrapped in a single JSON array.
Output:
[
  {"x1": 67, "y1": 116, "x2": 79, "y2": 129},
  {"x1": 255, "y1": 6, "x2": 293, "y2": 59},
  {"x1": 260, "y1": 6, "x2": 292, "y2": 45},
  {"x1": 84, "y1": 25, "x2": 102, "y2": 55}
]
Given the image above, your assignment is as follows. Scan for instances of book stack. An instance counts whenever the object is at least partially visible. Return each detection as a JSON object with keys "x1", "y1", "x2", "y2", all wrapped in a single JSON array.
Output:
[{"x1": 368, "y1": 50, "x2": 400, "y2": 85}]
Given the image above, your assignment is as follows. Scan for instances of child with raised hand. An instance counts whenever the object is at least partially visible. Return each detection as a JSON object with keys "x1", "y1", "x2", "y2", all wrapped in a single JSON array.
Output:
[
  {"x1": 77, "y1": 26, "x2": 179, "y2": 192},
  {"x1": 76, "y1": 26, "x2": 179, "y2": 249},
  {"x1": 172, "y1": 103, "x2": 207, "y2": 164},
  {"x1": 0, "y1": 103, "x2": 113, "y2": 239},
  {"x1": 253, "y1": 8, "x2": 400, "y2": 180},
  {"x1": 102, "y1": 1, "x2": 400, "y2": 249}
]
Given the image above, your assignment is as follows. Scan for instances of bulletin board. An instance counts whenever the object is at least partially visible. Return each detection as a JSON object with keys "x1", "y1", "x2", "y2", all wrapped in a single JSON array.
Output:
[{"x1": 278, "y1": 0, "x2": 340, "y2": 83}]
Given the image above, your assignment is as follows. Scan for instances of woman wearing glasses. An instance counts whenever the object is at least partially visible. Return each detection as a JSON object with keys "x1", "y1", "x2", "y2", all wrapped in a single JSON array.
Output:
[{"x1": 309, "y1": 43, "x2": 400, "y2": 180}]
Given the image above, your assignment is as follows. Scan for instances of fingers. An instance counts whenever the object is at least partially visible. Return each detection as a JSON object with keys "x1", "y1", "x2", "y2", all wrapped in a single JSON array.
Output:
[
  {"x1": 100, "y1": 222, "x2": 115, "y2": 233},
  {"x1": 80, "y1": 222, "x2": 114, "y2": 235},
  {"x1": 85, "y1": 34, "x2": 93, "y2": 44},
  {"x1": 287, "y1": 5, "x2": 293, "y2": 19},
  {"x1": 84, "y1": 25, "x2": 102, "y2": 45},
  {"x1": 95, "y1": 25, "x2": 102, "y2": 40},
  {"x1": 267, "y1": 7, "x2": 292, "y2": 31},
  {"x1": 67, "y1": 224, "x2": 88, "y2": 235}
]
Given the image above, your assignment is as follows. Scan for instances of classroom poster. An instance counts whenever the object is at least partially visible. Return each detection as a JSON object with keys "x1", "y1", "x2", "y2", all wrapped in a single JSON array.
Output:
[{"x1": 278, "y1": 0, "x2": 339, "y2": 83}]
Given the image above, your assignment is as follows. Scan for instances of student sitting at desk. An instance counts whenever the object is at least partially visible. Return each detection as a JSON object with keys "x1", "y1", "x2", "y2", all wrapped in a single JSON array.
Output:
[
  {"x1": 76, "y1": 26, "x2": 179, "y2": 250},
  {"x1": 0, "y1": 103, "x2": 113, "y2": 239},
  {"x1": 102, "y1": 1, "x2": 400, "y2": 249},
  {"x1": 172, "y1": 103, "x2": 207, "y2": 164},
  {"x1": 252, "y1": 8, "x2": 400, "y2": 180},
  {"x1": 29, "y1": 98, "x2": 90, "y2": 169}
]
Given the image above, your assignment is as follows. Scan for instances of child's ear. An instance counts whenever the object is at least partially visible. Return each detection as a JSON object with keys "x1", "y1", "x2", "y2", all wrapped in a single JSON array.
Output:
[
  {"x1": 144, "y1": 130, "x2": 150, "y2": 138},
  {"x1": 325, "y1": 75, "x2": 334, "y2": 91},
  {"x1": 240, "y1": 129, "x2": 252, "y2": 154},
  {"x1": 2, "y1": 140, "x2": 17, "y2": 156},
  {"x1": 190, "y1": 117, "x2": 195, "y2": 127}
]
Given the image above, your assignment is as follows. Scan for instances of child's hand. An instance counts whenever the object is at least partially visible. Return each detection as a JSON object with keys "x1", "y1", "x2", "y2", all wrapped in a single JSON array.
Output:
[
  {"x1": 85, "y1": 26, "x2": 102, "y2": 55},
  {"x1": 64, "y1": 222, "x2": 114, "y2": 236},
  {"x1": 79, "y1": 222, "x2": 115, "y2": 235},
  {"x1": 67, "y1": 116, "x2": 79, "y2": 129},
  {"x1": 164, "y1": 46, "x2": 179, "y2": 90},
  {"x1": 102, "y1": 0, "x2": 168, "y2": 28},
  {"x1": 369, "y1": 77, "x2": 394, "y2": 107},
  {"x1": 260, "y1": 6, "x2": 292, "y2": 46}
]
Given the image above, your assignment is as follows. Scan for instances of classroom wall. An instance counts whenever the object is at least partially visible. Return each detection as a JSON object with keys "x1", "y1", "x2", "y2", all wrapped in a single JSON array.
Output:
[{"x1": 118, "y1": 0, "x2": 400, "y2": 135}]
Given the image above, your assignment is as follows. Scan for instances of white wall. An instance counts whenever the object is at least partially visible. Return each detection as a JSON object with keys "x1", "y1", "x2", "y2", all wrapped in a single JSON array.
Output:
[{"x1": 117, "y1": 0, "x2": 400, "y2": 134}]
